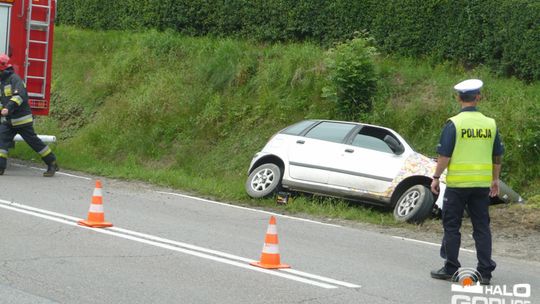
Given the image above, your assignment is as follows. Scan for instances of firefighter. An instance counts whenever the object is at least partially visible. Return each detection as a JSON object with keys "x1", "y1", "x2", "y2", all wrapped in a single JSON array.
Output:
[
  {"x1": 0, "y1": 53, "x2": 58, "y2": 176},
  {"x1": 430, "y1": 79, "x2": 503, "y2": 285}
]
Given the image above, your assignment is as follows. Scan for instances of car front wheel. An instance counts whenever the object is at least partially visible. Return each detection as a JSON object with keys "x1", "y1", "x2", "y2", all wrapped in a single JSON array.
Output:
[
  {"x1": 245, "y1": 163, "x2": 282, "y2": 198},
  {"x1": 393, "y1": 185, "x2": 434, "y2": 223}
]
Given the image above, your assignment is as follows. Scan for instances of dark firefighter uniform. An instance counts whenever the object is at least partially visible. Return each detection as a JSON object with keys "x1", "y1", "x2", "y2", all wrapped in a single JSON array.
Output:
[
  {"x1": 431, "y1": 79, "x2": 503, "y2": 285},
  {"x1": 0, "y1": 65, "x2": 58, "y2": 176}
]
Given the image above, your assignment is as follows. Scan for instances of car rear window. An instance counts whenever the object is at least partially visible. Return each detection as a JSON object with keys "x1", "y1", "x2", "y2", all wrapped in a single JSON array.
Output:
[
  {"x1": 304, "y1": 122, "x2": 356, "y2": 143},
  {"x1": 280, "y1": 120, "x2": 316, "y2": 135}
]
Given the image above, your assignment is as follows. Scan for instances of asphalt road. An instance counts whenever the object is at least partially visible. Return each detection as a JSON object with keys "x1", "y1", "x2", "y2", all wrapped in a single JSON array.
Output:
[{"x1": 0, "y1": 161, "x2": 538, "y2": 304}]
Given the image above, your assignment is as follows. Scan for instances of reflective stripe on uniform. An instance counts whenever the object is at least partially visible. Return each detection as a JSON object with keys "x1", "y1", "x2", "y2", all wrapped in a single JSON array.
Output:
[
  {"x1": 11, "y1": 114, "x2": 33, "y2": 126},
  {"x1": 3, "y1": 84, "x2": 12, "y2": 96},
  {"x1": 38, "y1": 146, "x2": 52, "y2": 157},
  {"x1": 447, "y1": 163, "x2": 492, "y2": 186},
  {"x1": 0, "y1": 149, "x2": 7, "y2": 158},
  {"x1": 10, "y1": 95, "x2": 23, "y2": 106},
  {"x1": 448, "y1": 163, "x2": 492, "y2": 171},
  {"x1": 446, "y1": 175, "x2": 492, "y2": 184}
]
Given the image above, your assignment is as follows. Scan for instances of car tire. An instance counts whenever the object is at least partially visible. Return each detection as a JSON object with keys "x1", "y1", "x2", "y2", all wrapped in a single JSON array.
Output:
[
  {"x1": 245, "y1": 163, "x2": 282, "y2": 198},
  {"x1": 393, "y1": 185, "x2": 434, "y2": 223}
]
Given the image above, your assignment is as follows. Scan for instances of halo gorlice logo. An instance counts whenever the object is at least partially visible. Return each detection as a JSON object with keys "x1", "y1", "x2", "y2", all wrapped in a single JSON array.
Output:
[
  {"x1": 452, "y1": 268, "x2": 483, "y2": 288},
  {"x1": 450, "y1": 268, "x2": 532, "y2": 304}
]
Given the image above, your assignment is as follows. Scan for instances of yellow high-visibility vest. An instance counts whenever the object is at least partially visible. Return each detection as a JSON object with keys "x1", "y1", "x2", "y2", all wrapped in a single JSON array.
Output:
[{"x1": 447, "y1": 111, "x2": 496, "y2": 187}]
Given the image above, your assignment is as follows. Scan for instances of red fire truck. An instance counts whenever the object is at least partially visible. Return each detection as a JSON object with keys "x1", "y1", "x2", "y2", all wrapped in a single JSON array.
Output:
[{"x1": 1, "y1": 0, "x2": 56, "y2": 116}]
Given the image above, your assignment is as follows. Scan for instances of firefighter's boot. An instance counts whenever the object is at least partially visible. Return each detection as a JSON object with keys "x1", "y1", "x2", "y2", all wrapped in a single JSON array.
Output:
[{"x1": 43, "y1": 161, "x2": 59, "y2": 177}]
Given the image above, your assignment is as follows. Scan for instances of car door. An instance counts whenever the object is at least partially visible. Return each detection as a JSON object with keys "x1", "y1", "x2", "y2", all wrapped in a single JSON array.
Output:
[
  {"x1": 328, "y1": 126, "x2": 407, "y2": 194},
  {"x1": 287, "y1": 121, "x2": 357, "y2": 185}
]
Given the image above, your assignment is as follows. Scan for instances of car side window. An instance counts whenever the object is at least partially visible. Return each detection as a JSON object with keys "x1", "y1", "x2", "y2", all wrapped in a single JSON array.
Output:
[
  {"x1": 351, "y1": 126, "x2": 394, "y2": 153},
  {"x1": 304, "y1": 122, "x2": 356, "y2": 144},
  {"x1": 280, "y1": 120, "x2": 316, "y2": 135}
]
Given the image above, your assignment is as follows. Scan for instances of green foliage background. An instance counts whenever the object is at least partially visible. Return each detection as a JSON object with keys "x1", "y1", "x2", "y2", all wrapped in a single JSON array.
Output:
[
  {"x1": 18, "y1": 27, "x2": 539, "y2": 204},
  {"x1": 56, "y1": 0, "x2": 540, "y2": 81},
  {"x1": 322, "y1": 36, "x2": 378, "y2": 119}
]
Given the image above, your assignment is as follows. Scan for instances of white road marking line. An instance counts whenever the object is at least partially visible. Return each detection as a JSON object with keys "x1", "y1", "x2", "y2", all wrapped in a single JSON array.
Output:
[
  {"x1": 392, "y1": 236, "x2": 476, "y2": 253},
  {"x1": 6, "y1": 160, "x2": 468, "y2": 268},
  {"x1": 1, "y1": 201, "x2": 82, "y2": 221},
  {"x1": 111, "y1": 226, "x2": 255, "y2": 263},
  {"x1": 157, "y1": 191, "x2": 342, "y2": 228},
  {"x1": 11, "y1": 163, "x2": 91, "y2": 180},
  {"x1": 9, "y1": 162, "x2": 465, "y2": 263},
  {"x1": 55, "y1": 172, "x2": 92, "y2": 180},
  {"x1": 14, "y1": 163, "x2": 339, "y2": 227},
  {"x1": 12, "y1": 163, "x2": 334, "y2": 229},
  {"x1": 0, "y1": 200, "x2": 361, "y2": 289},
  {"x1": 110, "y1": 227, "x2": 360, "y2": 288},
  {"x1": 0, "y1": 201, "x2": 335, "y2": 289},
  {"x1": 281, "y1": 269, "x2": 361, "y2": 288}
]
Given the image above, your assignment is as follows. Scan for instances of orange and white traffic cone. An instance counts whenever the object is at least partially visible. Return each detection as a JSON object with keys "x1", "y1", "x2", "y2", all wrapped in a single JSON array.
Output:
[
  {"x1": 250, "y1": 216, "x2": 290, "y2": 269},
  {"x1": 78, "y1": 180, "x2": 113, "y2": 228}
]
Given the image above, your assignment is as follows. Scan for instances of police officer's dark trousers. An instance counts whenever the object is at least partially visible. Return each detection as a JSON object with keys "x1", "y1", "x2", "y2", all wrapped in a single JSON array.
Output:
[
  {"x1": 440, "y1": 187, "x2": 496, "y2": 278},
  {"x1": 0, "y1": 123, "x2": 56, "y2": 170}
]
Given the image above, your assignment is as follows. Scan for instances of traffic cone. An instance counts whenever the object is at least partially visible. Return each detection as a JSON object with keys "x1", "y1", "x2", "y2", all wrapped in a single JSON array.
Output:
[
  {"x1": 78, "y1": 180, "x2": 113, "y2": 228},
  {"x1": 250, "y1": 216, "x2": 290, "y2": 269}
]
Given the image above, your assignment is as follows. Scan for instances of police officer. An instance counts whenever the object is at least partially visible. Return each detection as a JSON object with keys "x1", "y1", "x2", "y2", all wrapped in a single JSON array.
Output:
[
  {"x1": 0, "y1": 53, "x2": 58, "y2": 176},
  {"x1": 430, "y1": 79, "x2": 503, "y2": 285}
]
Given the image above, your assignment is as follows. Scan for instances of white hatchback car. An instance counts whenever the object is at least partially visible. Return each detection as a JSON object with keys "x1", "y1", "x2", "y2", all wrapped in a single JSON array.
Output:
[{"x1": 245, "y1": 120, "x2": 521, "y2": 223}]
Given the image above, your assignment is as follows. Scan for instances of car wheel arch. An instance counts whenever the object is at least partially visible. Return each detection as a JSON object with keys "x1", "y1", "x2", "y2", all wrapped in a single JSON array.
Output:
[
  {"x1": 249, "y1": 155, "x2": 285, "y2": 175},
  {"x1": 390, "y1": 175, "x2": 435, "y2": 207}
]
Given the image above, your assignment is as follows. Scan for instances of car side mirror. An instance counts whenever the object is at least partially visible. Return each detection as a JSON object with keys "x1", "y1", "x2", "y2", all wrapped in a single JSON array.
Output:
[{"x1": 383, "y1": 135, "x2": 405, "y2": 155}]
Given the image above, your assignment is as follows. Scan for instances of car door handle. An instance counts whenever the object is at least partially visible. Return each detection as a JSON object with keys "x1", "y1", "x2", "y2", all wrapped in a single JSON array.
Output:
[
  {"x1": 345, "y1": 149, "x2": 354, "y2": 153},
  {"x1": 296, "y1": 140, "x2": 305, "y2": 144}
]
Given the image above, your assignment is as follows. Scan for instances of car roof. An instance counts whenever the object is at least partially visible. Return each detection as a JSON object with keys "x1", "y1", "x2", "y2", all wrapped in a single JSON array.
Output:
[
  {"x1": 303, "y1": 119, "x2": 398, "y2": 133},
  {"x1": 279, "y1": 119, "x2": 413, "y2": 153}
]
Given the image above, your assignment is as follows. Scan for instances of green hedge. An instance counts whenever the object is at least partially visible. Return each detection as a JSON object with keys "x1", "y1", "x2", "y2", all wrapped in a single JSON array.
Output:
[{"x1": 57, "y1": 0, "x2": 540, "y2": 81}]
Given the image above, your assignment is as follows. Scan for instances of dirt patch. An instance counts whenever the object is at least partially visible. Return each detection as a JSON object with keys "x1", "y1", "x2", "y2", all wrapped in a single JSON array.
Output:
[
  {"x1": 341, "y1": 203, "x2": 540, "y2": 263},
  {"x1": 488, "y1": 204, "x2": 540, "y2": 261}
]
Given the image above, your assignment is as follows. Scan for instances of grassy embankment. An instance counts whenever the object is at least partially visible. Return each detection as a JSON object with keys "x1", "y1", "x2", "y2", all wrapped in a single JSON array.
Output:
[{"x1": 14, "y1": 27, "x2": 540, "y2": 224}]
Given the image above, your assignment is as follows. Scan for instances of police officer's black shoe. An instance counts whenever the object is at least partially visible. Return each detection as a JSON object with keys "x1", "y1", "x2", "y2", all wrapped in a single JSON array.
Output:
[
  {"x1": 479, "y1": 277, "x2": 491, "y2": 285},
  {"x1": 43, "y1": 161, "x2": 59, "y2": 177},
  {"x1": 0, "y1": 169, "x2": 3, "y2": 175},
  {"x1": 430, "y1": 267, "x2": 454, "y2": 281}
]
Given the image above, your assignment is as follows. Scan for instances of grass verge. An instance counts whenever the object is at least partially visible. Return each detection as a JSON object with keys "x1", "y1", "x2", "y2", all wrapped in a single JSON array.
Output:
[{"x1": 11, "y1": 27, "x2": 540, "y2": 227}]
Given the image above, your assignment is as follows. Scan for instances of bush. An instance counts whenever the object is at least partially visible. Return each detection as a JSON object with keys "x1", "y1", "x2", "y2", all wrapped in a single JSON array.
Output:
[
  {"x1": 322, "y1": 36, "x2": 378, "y2": 120},
  {"x1": 56, "y1": 0, "x2": 540, "y2": 81}
]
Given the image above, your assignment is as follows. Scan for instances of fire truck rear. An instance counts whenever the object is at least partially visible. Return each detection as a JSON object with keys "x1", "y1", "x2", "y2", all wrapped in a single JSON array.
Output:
[{"x1": 1, "y1": 0, "x2": 56, "y2": 143}]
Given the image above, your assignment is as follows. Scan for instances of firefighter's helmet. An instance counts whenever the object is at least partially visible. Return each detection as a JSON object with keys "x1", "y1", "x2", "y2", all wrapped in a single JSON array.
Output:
[{"x1": 0, "y1": 54, "x2": 12, "y2": 71}]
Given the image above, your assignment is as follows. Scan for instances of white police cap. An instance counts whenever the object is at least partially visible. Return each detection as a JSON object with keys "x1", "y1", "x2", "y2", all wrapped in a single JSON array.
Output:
[{"x1": 454, "y1": 79, "x2": 483, "y2": 94}]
